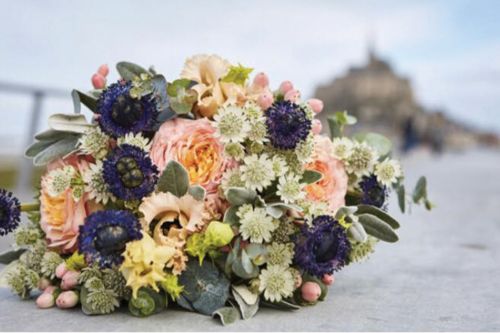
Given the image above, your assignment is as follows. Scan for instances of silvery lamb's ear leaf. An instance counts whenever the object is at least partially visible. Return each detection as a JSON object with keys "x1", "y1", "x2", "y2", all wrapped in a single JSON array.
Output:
[
  {"x1": 357, "y1": 214, "x2": 398, "y2": 243},
  {"x1": 116, "y1": 61, "x2": 149, "y2": 81},
  {"x1": 266, "y1": 205, "x2": 283, "y2": 219},
  {"x1": 25, "y1": 139, "x2": 58, "y2": 158},
  {"x1": 353, "y1": 132, "x2": 392, "y2": 157},
  {"x1": 232, "y1": 285, "x2": 259, "y2": 320},
  {"x1": 34, "y1": 129, "x2": 70, "y2": 141},
  {"x1": 335, "y1": 206, "x2": 358, "y2": 219},
  {"x1": 0, "y1": 249, "x2": 26, "y2": 265},
  {"x1": 212, "y1": 306, "x2": 240, "y2": 326},
  {"x1": 33, "y1": 136, "x2": 80, "y2": 166},
  {"x1": 48, "y1": 113, "x2": 92, "y2": 134},
  {"x1": 188, "y1": 185, "x2": 205, "y2": 201},
  {"x1": 348, "y1": 221, "x2": 368, "y2": 243},
  {"x1": 301, "y1": 170, "x2": 323, "y2": 184},
  {"x1": 223, "y1": 206, "x2": 240, "y2": 226},
  {"x1": 72, "y1": 89, "x2": 98, "y2": 114},
  {"x1": 260, "y1": 299, "x2": 300, "y2": 310},
  {"x1": 157, "y1": 160, "x2": 190, "y2": 197},
  {"x1": 355, "y1": 204, "x2": 400, "y2": 229},
  {"x1": 225, "y1": 187, "x2": 257, "y2": 206}
]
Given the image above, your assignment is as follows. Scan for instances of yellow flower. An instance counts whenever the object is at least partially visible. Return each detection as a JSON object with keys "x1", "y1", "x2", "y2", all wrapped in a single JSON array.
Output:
[{"x1": 120, "y1": 232, "x2": 175, "y2": 298}]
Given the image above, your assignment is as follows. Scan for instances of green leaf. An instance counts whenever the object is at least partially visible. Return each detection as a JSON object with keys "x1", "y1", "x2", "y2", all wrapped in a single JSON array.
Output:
[
  {"x1": 348, "y1": 221, "x2": 368, "y2": 243},
  {"x1": 33, "y1": 136, "x2": 80, "y2": 166},
  {"x1": 157, "y1": 160, "x2": 190, "y2": 197},
  {"x1": 48, "y1": 113, "x2": 92, "y2": 134},
  {"x1": 335, "y1": 206, "x2": 359, "y2": 219},
  {"x1": 72, "y1": 89, "x2": 98, "y2": 113},
  {"x1": 25, "y1": 138, "x2": 59, "y2": 158},
  {"x1": 357, "y1": 214, "x2": 399, "y2": 243},
  {"x1": 116, "y1": 61, "x2": 149, "y2": 81},
  {"x1": 223, "y1": 206, "x2": 240, "y2": 226},
  {"x1": 150, "y1": 75, "x2": 170, "y2": 113},
  {"x1": 0, "y1": 249, "x2": 26, "y2": 265},
  {"x1": 397, "y1": 185, "x2": 406, "y2": 213},
  {"x1": 231, "y1": 259, "x2": 259, "y2": 279},
  {"x1": 212, "y1": 306, "x2": 240, "y2": 326},
  {"x1": 232, "y1": 285, "x2": 259, "y2": 320},
  {"x1": 232, "y1": 285, "x2": 259, "y2": 305},
  {"x1": 301, "y1": 170, "x2": 323, "y2": 184},
  {"x1": 265, "y1": 205, "x2": 283, "y2": 219},
  {"x1": 353, "y1": 132, "x2": 392, "y2": 157},
  {"x1": 225, "y1": 187, "x2": 257, "y2": 206},
  {"x1": 241, "y1": 250, "x2": 254, "y2": 274},
  {"x1": 327, "y1": 111, "x2": 357, "y2": 138},
  {"x1": 188, "y1": 185, "x2": 206, "y2": 201},
  {"x1": 221, "y1": 64, "x2": 253, "y2": 86},
  {"x1": 356, "y1": 204, "x2": 400, "y2": 229},
  {"x1": 34, "y1": 129, "x2": 70, "y2": 141},
  {"x1": 167, "y1": 79, "x2": 194, "y2": 97},
  {"x1": 260, "y1": 299, "x2": 300, "y2": 311},
  {"x1": 412, "y1": 176, "x2": 427, "y2": 203}
]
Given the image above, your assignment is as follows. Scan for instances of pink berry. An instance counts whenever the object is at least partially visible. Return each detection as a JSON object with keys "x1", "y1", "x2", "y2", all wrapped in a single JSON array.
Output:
[
  {"x1": 38, "y1": 277, "x2": 51, "y2": 291},
  {"x1": 257, "y1": 92, "x2": 274, "y2": 109},
  {"x1": 279, "y1": 80, "x2": 294, "y2": 94},
  {"x1": 301, "y1": 281, "x2": 322, "y2": 303},
  {"x1": 307, "y1": 98, "x2": 324, "y2": 114},
  {"x1": 312, "y1": 119, "x2": 322, "y2": 134},
  {"x1": 253, "y1": 72, "x2": 269, "y2": 88},
  {"x1": 36, "y1": 292, "x2": 55, "y2": 309},
  {"x1": 56, "y1": 291, "x2": 79, "y2": 309},
  {"x1": 55, "y1": 263, "x2": 68, "y2": 279},
  {"x1": 61, "y1": 270, "x2": 80, "y2": 290},
  {"x1": 284, "y1": 89, "x2": 300, "y2": 103},
  {"x1": 97, "y1": 64, "x2": 109, "y2": 77},
  {"x1": 322, "y1": 274, "x2": 335, "y2": 286},
  {"x1": 91, "y1": 73, "x2": 106, "y2": 89},
  {"x1": 44, "y1": 286, "x2": 56, "y2": 295}
]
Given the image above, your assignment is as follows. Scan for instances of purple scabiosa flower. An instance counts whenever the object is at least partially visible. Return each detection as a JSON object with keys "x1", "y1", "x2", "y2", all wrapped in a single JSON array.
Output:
[
  {"x1": 0, "y1": 189, "x2": 21, "y2": 236},
  {"x1": 97, "y1": 81, "x2": 157, "y2": 137},
  {"x1": 103, "y1": 144, "x2": 158, "y2": 201},
  {"x1": 265, "y1": 101, "x2": 311, "y2": 150},
  {"x1": 294, "y1": 215, "x2": 350, "y2": 278},
  {"x1": 78, "y1": 210, "x2": 142, "y2": 268},
  {"x1": 359, "y1": 175, "x2": 389, "y2": 210}
]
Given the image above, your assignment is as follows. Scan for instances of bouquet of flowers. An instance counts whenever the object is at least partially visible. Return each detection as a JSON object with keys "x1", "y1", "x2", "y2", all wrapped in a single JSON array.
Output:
[{"x1": 0, "y1": 55, "x2": 432, "y2": 325}]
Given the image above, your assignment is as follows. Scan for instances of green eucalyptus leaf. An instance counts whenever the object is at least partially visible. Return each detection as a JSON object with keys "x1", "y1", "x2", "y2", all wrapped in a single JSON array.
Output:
[
  {"x1": 72, "y1": 89, "x2": 98, "y2": 113},
  {"x1": 357, "y1": 214, "x2": 398, "y2": 243},
  {"x1": 116, "y1": 61, "x2": 149, "y2": 81},
  {"x1": 301, "y1": 170, "x2": 323, "y2": 184},
  {"x1": 150, "y1": 75, "x2": 170, "y2": 112},
  {"x1": 412, "y1": 176, "x2": 427, "y2": 203},
  {"x1": 327, "y1": 111, "x2": 357, "y2": 138},
  {"x1": 348, "y1": 221, "x2": 368, "y2": 243},
  {"x1": 0, "y1": 249, "x2": 26, "y2": 265},
  {"x1": 397, "y1": 185, "x2": 406, "y2": 213},
  {"x1": 33, "y1": 136, "x2": 80, "y2": 166},
  {"x1": 48, "y1": 113, "x2": 92, "y2": 133},
  {"x1": 353, "y1": 132, "x2": 392, "y2": 157},
  {"x1": 129, "y1": 288, "x2": 166, "y2": 317},
  {"x1": 265, "y1": 205, "x2": 283, "y2": 219},
  {"x1": 223, "y1": 206, "x2": 240, "y2": 226},
  {"x1": 231, "y1": 258, "x2": 259, "y2": 279},
  {"x1": 212, "y1": 306, "x2": 240, "y2": 326},
  {"x1": 356, "y1": 204, "x2": 400, "y2": 229},
  {"x1": 225, "y1": 187, "x2": 257, "y2": 206},
  {"x1": 240, "y1": 250, "x2": 254, "y2": 274},
  {"x1": 157, "y1": 160, "x2": 190, "y2": 197},
  {"x1": 188, "y1": 185, "x2": 206, "y2": 201}
]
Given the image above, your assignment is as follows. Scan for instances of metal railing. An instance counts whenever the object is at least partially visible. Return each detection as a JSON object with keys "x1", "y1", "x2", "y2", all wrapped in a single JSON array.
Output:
[{"x1": 0, "y1": 81, "x2": 69, "y2": 192}]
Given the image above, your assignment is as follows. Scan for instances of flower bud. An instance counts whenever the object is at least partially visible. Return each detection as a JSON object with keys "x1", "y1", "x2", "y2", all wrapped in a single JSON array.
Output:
[
  {"x1": 36, "y1": 292, "x2": 55, "y2": 309},
  {"x1": 205, "y1": 221, "x2": 234, "y2": 247},
  {"x1": 279, "y1": 80, "x2": 294, "y2": 94},
  {"x1": 284, "y1": 89, "x2": 300, "y2": 103},
  {"x1": 294, "y1": 274, "x2": 303, "y2": 289},
  {"x1": 307, "y1": 98, "x2": 324, "y2": 114},
  {"x1": 61, "y1": 270, "x2": 80, "y2": 290},
  {"x1": 312, "y1": 119, "x2": 322, "y2": 134},
  {"x1": 91, "y1": 73, "x2": 107, "y2": 89},
  {"x1": 56, "y1": 291, "x2": 79, "y2": 309},
  {"x1": 97, "y1": 64, "x2": 109, "y2": 77},
  {"x1": 322, "y1": 274, "x2": 335, "y2": 286},
  {"x1": 301, "y1": 281, "x2": 322, "y2": 303},
  {"x1": 252, "y1": 72, "x2": 269, "y2": 88},
  {"x1": 55, "y1": 263, "x2": 68, "y2": 279},
  {"x1": 38, "y1": 277, "x2": 51, "y2": 291},
  {"x1": 44, "y1": 286, "x2": 57, "y2": 295},
  {"x1": 257, "y1": 92, "x2": 274, "y2": 110}
]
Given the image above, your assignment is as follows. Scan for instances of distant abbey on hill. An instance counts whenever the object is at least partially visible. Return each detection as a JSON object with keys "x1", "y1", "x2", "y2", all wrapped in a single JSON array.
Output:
[{"x1": 314, "y1": 48, "x2": 497, "y2": 150}]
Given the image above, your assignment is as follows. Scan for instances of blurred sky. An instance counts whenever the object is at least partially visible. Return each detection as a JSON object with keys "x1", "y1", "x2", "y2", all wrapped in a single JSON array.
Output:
[{"x1": 0, "y1": 0, "x2": 499, "y2": 153}]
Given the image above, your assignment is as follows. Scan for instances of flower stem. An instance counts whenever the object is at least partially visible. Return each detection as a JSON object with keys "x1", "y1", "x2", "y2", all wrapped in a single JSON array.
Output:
[{"x1": 20, "y1": 202, "x2": 40, "y2": 212}]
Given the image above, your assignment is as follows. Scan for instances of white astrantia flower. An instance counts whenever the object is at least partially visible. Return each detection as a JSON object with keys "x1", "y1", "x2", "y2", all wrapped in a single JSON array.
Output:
[
  {"x1": 244, "y1": 103, "x2": 269, "y2": 144},
  {"x1": 271, "y1": 155, "x2": 288, "y2": 178},
  {"x1": 295, "y1": 135, "x2": 314, "y2": 163},
  {"x1": 296, "y1": 199, "x2": 330, "y2": 225},
  {"x1": 374, "y1": 158, "x2": 402, "y2": 186},
  {"x1": 220, "y1": 168, "x2": 246, "y2": 193},
  {"x1": 258, "y1": 265, "x2": 295, "y2": 302},
  {"x1": 78, "y1": 126, "x2": 110, "y2": 159},
  {"x1": 44, "y1": 166, "x2": 76, "y2": 197},
  {"x1": 277, "y1": 173, "x2": 306, "y2": 204},
  {"x1": 82, "y1": 161, "x2": 116, "y2": 204},
  {"x1": 224, "y1": 142, "x2": 245, "y2": 161},
  {"x1": 117, "y1": 132, "x2": 151, "y2": 151},
  {"x1": 240, "y1": 154, "x2": 275, "y2": 191},
  {"x1": 346, "y1": 142, "x2": 378, "y2": 177},
  {"x1": 331, "y1": 137, "x2": 353, "y2": 161},
  {"x1": 237, "y1": 205, "x2": 276, "y2": 243},
  {"x1": 266, "y1": 242, "x2": 294, "y2": 267},
  {"x1": 213, "y1": 105, "x2": 250, "y2": 143}
]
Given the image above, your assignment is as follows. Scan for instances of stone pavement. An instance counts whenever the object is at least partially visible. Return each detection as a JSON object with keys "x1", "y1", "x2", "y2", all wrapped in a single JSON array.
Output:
[{"x1": 1, "y1": 149, "x2": 499, "y2": 331}]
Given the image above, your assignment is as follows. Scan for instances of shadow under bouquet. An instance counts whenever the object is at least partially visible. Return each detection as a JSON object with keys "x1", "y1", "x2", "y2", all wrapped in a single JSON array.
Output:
[{"x1": 0, "y1": 55, "x2": 432, "y2": 325}]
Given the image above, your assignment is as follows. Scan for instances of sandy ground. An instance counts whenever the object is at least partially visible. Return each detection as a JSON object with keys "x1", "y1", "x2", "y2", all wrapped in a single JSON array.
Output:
[{"x1": 1, "y1": 149, "x2": 499, "y2": 331}]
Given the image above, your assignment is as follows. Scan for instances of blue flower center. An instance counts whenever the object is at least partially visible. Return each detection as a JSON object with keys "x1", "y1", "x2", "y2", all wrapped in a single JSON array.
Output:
[
  {"x1": 116, "y1": 156, "x2": 144, "y2": 188},
  {"x1": 95, "y1": 225, "x2": 129, "y2": 255},
  {"x1": 0, "y1": 206, "x2": 6, "y2": 222},
  {"x1": 314, "y1": 232, "x2": 337, "y2": 263},
  {"x1": 111, "y1": 95, "x2": 144, "y2": 128}
]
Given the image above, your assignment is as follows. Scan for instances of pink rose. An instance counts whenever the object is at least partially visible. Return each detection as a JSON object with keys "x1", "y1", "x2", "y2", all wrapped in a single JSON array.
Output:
[
  {"x1": 40, "y1": 155, "x2": 101, "y2": 253},
  {"x1": 150, "y1": 118, "x2": 232, "y2": 194},
  {"x1": 305, "y1": 135, "x2": 348, "y2": 213}
]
